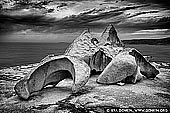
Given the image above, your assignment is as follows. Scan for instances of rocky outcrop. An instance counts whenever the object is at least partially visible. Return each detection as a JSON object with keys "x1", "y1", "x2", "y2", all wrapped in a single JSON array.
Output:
[
  {"x1": 14, "y1": 24, "x2": 159, "y2": 100},
  {"x1": 0, "y1": 24, "x2": 168, "y2": 112},
  {"x1": 14, "y1": 55, "x2": 90, "y2": 99}
]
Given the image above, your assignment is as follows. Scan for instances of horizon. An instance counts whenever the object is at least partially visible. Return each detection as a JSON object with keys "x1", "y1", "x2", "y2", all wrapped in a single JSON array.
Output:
[
  {"x1": 0, "y1": 35, "x2": 169, "y2": 43},
  {"x1": 0, "y1": 29, "x2": 169, "y2": 43}
]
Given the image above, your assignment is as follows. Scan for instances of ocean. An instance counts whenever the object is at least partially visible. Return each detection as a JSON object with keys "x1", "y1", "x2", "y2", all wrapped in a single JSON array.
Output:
[
  {"x1": 0, "y1": 42, "x2": 70, "y2": 68},
  {"x1": 0, "y1": 42, "x2": 170, "y2": 68}
]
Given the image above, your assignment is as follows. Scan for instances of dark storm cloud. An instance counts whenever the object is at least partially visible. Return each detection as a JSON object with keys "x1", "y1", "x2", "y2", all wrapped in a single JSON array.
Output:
[
  {"x1": 0, "y1": 4, "x2": 150, "y2": 34},
  {"x1": 126, "y1": 10, "x2": 159, "y2": 18},
  {"x1": 104, "y1": 0, "x2": 170, "y2": 8},
  {"x1": 129, "y1": 0, "x2": 170, "y2": 8},
  {"x1": 1, "y1": 0, "x2": 170, "y2": 39}
]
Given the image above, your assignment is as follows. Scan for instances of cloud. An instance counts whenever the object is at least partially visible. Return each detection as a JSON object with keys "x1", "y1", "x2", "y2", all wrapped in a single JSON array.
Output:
[
  {"x1": 131, "y1": 29, "x2": 169, "y2": 35},
  {"x1": 0, "y1": 3, "x2": 150, "y2": 34},
  {"x1": 1, "y1": 0, "x2": 170, "y2": 42}
]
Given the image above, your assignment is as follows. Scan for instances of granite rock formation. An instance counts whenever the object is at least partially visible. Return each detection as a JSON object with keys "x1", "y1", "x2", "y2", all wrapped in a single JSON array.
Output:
[{"x1": 14, "y1": 24, "x2": 159, "y2": 100}]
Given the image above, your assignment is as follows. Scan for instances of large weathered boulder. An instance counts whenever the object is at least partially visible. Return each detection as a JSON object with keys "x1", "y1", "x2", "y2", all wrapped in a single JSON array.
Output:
[
  {"x1": 97, "y1": 54, "x2": 137, "y2": 84},
  {"x1": 97, "y1": 48, "x2": 159, "y2": 84},
  {"x1": 14, "y1": 55, "x2": 90, "y2": 99}
]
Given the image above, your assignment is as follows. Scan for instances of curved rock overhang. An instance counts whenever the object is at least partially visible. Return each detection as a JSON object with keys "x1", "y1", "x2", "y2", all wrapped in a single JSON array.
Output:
[{"x1": 14, "y1": 56, "x2": 90, "y2": 99}]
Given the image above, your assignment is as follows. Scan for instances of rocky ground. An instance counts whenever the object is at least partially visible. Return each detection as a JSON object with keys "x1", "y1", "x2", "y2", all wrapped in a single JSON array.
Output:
[{"x1": 0, "y1": 62, "x2": 170, "y2": 112}]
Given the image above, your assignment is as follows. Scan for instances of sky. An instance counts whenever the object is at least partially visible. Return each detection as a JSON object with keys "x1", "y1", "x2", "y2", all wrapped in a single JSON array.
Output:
[{"x1": 0, "y1": 0, "x2": 170, "y2": 43}]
